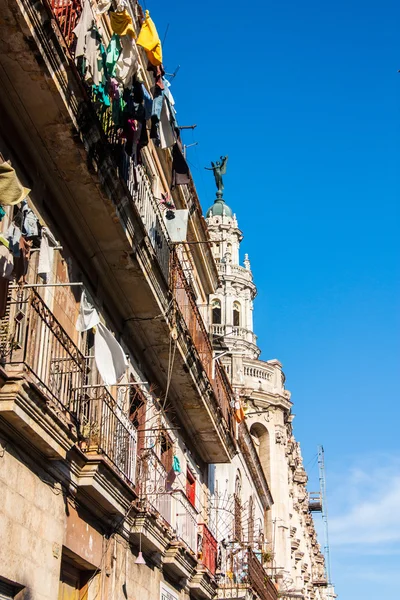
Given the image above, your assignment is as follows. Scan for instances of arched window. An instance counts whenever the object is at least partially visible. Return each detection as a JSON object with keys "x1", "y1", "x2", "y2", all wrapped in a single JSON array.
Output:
[
  {"x1": 212, "y1": 299, "x2": 221, "y2": 324},
  {"x1": 233, "y1": 302, "x2": 240, "y2": 327}
]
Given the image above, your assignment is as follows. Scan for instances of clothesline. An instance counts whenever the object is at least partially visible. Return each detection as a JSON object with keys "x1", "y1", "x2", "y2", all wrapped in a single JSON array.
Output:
[
  {"x1": 75, "y1": 382, "x2": 148, "y2": 389},
  {"x1": 9, "y1": 281, "x2": 84, "y2": 289}
]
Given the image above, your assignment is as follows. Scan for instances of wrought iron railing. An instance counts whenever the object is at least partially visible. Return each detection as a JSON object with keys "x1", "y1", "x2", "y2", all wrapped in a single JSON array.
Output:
[
  {"x1": 137, "y1": 448, "x2": 198, "y2": 552},
  {"x1": 173, "y1": 254, "x2": 214, "y2": 380},
  {"x1": 73, "y1": 385, "x2": 137, "y2": 486},
  {"x1": 198, "y1": 523, "x2": 218, "y2": 575},
  {"x1": 213, "y1": 361, "x2": 235, "y2": 437},
  {"x1": 0, "y1": 288, "x2": 137, "y2": 487},
  {"x1": 128, "y1": 164, "x2": 170, "y2": 280},
  {"x1": 49, "y1": 0, "x2": 82, "y2": 49},
  {"x1": 138, "y1": 447, "x2": 173, "y2": 526},
  {"x1": 174, "y1": 489, "x2": 198, "y2": 553},
  {"x1": 0, "y1": 287, "x2": 86, "y2": 410},
  {"x1": 218, "y1": 547, "x2": 278, "y2": 600},
  {"x1": 248, "y1": 548, "x2": 278, "y2": 600},
  {"x1": 172, "y1": 253, "x2": 235, "y2": 440}
]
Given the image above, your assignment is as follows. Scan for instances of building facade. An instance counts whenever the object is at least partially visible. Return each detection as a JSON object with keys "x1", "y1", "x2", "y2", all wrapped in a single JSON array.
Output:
[
  {"x1": 0, "y1": 0, "x2": 332, "y2": 599},
  {"x1": 206, "y1": 196, "x2": 335, "y2": 600}
]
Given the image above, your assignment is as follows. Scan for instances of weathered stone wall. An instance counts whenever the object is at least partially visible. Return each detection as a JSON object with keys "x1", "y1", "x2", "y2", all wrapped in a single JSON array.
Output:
[{"x1": 0, "y1": 434, "x2": 65, "y2": 598}]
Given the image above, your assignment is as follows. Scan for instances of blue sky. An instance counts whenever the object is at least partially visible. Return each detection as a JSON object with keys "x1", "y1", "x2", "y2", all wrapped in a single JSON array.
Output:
[{"x1": 148, "y1": 0, "x2": 400, "y2": 597}]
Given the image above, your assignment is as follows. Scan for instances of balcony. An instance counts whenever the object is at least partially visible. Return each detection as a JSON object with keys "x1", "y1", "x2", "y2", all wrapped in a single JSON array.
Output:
[
  {"x1": 0, "y1": 0, "x2": 236, "y2": 463},
  {"x1": 211, "y1": 324, "x2": 258, "y2": 347},
  {"x1": 217, "y1": 547, "x2": 278, "y2": 600},
  {"x1": 198, "y1": 523, "x2": 218, "y2": 575},
  {"x1": 189, "y1": 524, "x2": 218, "y2": 599},
  {"x1": 133, "y1": 447, "x2": 200, "y2": 581},
  {"x1": 215, "y1": 262, "x2": 254, "y2": 284},
  {"x1": 136, "y1": 448, "x2": 198, "y2": 552},
  {"x1": 73, "y1": 384, "x2": 137, "y2": 487},
  {"x1": 0, "y1": 288, "x2": 137, "y2": 511}
]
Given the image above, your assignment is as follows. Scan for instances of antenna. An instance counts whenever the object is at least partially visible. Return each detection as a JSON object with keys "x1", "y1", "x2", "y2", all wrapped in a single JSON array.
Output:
[
  {"x1": 308, "y1": 446, "x2": 335, "y2": 596},
  {"x1": 318, "y1": 446, "x2": 332, "y2": 586}
]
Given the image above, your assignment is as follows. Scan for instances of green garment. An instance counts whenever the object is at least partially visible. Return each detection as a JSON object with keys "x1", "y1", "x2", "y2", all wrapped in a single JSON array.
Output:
[
  {"x1": 172, "y1": 455, "x2": 181, "y2": 474},
  {"x1": 106, "y1": 34, "x2": 121, "y2": 78},
  {"x1": 112, "y1": 97, "x2": 126, "y2": 128},
  {"x1": 92, "y1": 83, "x2": 110, "y2": 107}
]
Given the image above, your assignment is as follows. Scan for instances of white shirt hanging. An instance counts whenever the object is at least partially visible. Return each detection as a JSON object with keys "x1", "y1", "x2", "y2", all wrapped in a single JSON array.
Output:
[
  {"x1": 75, "y1": 290, "x2": 100, "y2": 332},
  {"x1": 94, "y1": 322, "x2": 128, "y2": 386},
  {"x1": 38, "y1": 228, "x2": 58, "y2": 281}
]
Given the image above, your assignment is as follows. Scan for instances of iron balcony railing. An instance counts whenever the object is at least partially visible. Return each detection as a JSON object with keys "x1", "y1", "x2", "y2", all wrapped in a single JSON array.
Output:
[
  {"x1": 0, "y1": 288, "x2": 137, "y2": 487},
  {"x1": 138, "y1": 447, "x2": 173, "y2": 526},
  {"x1": 49, "y1": 0, "x2": 82, "y2": 48},
  {"x1": 137, "y1": 447, "x2": 198, "y2": 553},
  {"x1": 72, "y1": 385, "x2": 137, "y2": 486},
  {"x1": 174, "y1": 489, "x2": 198, "y2": 553},
  {"x1": 0, "y1": 287, "x2": 86, "y2": 409},
  {"x1": 198, "y1": 523, "x2": 218, "y2": 575},
  {"x1": 39, "y1": 0, "x2": 236, "y2": 441},
  {"x1": 173, "y1": 253, "x2": 235, "y2": 440},
  {"x1": 128, "y1": 163, "x2": 170, "y2": 280},
  {"x1": 218, "y1": 547, "x2": 278, "y2": 600}
]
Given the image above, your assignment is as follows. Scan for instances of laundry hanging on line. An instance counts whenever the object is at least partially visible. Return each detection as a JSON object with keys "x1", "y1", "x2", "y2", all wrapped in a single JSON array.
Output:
[
  {"x1": 75, "y1": 290, "x2": 100, "y2": 332},
  {"x1": 6, "y1": 223, "x2": 22, "y2": 257},
  {"x1": 171, "y1": 138, "x2": 190, "y2": 189},
  {"x1": 38, "y1": 227, "x2": 59, "y2": 281},
  {"x1": 21, "y1": 199, "x2": 39, "y2": 238},
  {"x1": 110, "y1": 9, "x2": 136, "y2": 38},
  {"x1": 75, "y1": 291, "x2": 128, "y2": 386},
  {"x1": 0, "y1": 162, "x2": 30, "y2": 206},
  {"x1": 94, "y1": 322, "x2": 128, "y2": 386},
  {"x1": 13, "y1": 236, "x2": 32, "y2": 284},
  {"x1": 136, "y1": 10, "x2": 162, "y2": 66}
]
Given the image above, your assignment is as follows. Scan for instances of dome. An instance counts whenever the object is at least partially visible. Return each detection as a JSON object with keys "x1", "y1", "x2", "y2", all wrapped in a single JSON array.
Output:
[{"x1": 206, "y1": 199, "x2": 233, "y2": 218}]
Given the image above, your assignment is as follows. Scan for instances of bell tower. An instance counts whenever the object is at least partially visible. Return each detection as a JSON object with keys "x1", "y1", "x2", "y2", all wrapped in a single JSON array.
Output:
[{"x1": 206, "y1": 196, "x2": 260, "y2": 364}]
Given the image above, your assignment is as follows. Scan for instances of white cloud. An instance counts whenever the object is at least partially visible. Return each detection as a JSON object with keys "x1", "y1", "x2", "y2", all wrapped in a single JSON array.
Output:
[{"x1": 327, "y1": 454, "x2": 400, "y2": 549}]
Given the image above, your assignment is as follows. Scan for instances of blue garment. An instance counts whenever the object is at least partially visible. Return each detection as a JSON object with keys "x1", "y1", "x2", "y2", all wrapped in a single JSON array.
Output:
[
  {"x1": 6, "y1": 224, "x2": 21, "y2": 257},
  {"x1": 21, "y1": 200, "x2": 39, "y2": 237},
  {"x1": 0, "y1": 206, "x2": 5, "y2": 222},
  {"x1": 142, "y1": 84, "x2": 152, "y2": 120},
  {"x1": 151, "y1": 90, "x2": 164, "y2": 122}
]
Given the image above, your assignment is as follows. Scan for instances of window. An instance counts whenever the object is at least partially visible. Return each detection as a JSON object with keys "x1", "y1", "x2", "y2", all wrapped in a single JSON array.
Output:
[
  {"x1": 186, "y1": 468, "x2": 196, "y2": 507},
  {"x1": 233, "y1": 301, "x2": 240, "y2": 327},
  {"x1": 212, "y1": 299, "x2": 221, "y2": 324},
  {"x1": 0, "y1": 579, "x2": 23, "y2": 599},
  {"x1": 58, "y1": 553, "x2": 94, "y2": 600},
  {"x1": 160, "y1": 431, "x2": 173, "y2": 472},
  {"x1": 160, "y1": 582, "x2": 179, "y2": 600}
]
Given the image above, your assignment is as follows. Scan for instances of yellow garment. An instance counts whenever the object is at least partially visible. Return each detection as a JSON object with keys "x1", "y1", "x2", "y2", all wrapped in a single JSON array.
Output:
[
  {"x1": 136, "y1": 10, "x2": 162, "y2": 66},
  {"x1": 0, "y1": 162, "x2": 30, "y2": 206},
  {"x1": 110, "y1": 9, "x2": 136, "y2": 38}
]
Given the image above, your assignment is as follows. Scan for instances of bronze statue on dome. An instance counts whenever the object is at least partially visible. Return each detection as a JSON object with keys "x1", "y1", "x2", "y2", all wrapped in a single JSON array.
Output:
[{"x1": 205, "y1": 156, "x2": 228, "y2": 196}]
